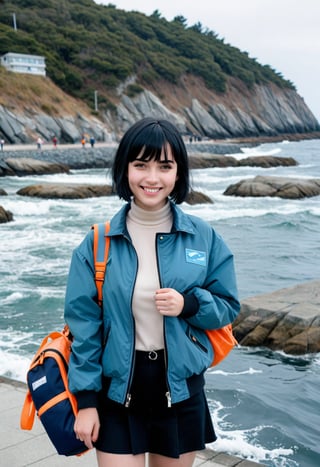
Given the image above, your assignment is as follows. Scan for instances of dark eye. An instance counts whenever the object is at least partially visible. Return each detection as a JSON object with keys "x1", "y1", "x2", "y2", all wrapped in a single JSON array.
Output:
[
  {"x1": 133, "y1": 161, "x2": 145, "y2": 168},
  {"x1": 160, "y1": 162, "x2": 173, "y2": 170}
]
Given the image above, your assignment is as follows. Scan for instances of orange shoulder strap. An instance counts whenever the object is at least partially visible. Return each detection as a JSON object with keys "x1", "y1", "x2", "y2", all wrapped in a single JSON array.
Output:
[
  {"x1": 20, "y1": 390, "x2": 36, "y2": 429},
  {"x1": 92, "y1": 221, "x2": 110, "y2": 306}
]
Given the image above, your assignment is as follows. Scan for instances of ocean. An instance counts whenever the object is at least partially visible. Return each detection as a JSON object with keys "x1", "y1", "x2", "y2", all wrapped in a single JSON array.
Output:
[{"x1": 0, "y1": 138, "x2": 319, "y2": 466}]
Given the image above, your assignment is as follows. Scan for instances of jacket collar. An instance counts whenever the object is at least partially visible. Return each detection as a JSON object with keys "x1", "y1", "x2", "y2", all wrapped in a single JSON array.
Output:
[{"x1": 109, "y1": 200, "x2": 196, "y2": 237}]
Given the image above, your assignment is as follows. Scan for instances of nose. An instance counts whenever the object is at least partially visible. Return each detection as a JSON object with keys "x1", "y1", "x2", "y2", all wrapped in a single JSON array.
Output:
[{"x1": 145, "y1": 166, "x2": 159, "y2": 183}]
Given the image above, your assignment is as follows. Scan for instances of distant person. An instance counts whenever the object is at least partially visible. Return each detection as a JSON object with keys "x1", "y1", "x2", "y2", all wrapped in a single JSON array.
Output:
[
  {"x1": 52, "y1": 136, "x2": 58, "y2": 148},
  {"x1": 90, "y1": 136, "x2": 95, "y2": 148},
  {"x1": 36, "y1": 137, "x2": 43, "y2": 150},
  {"x1": 81, "y1": 137, "x2": 86, "y2": 148},
  {"x1": 0, "y1": 139, "x2": 4, "y2": 151}
]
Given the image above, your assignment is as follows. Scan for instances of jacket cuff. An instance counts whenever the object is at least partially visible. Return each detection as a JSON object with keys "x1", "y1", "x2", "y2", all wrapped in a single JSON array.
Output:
[
  {"x1": 180, "y1": 294, "x2": 199, "y2": 318},
  {"x1": 75, "y1": 390, "x2": 99, "y2": 410}
]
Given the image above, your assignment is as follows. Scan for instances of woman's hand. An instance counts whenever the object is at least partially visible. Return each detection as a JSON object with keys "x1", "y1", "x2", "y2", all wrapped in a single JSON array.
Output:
[
  {"x1": 74, "y1": 407, "x2": 100, "y2": 449},
  {"x1": 155, "y1": 288, "x2": 184, "y2": 316}
]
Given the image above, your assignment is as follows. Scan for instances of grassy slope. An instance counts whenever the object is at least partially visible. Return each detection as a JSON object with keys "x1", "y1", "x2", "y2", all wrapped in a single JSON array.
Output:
[{"x1": 0, "y1": 66, "x2": 92, "y2": 117}]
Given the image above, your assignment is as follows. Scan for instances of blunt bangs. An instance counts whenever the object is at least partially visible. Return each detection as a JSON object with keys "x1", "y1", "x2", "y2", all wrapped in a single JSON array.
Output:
[
  {"x1": 112, "y1": 118, "x2": 190, "y2": 203},
  {"x1": 128, "y1": 124, "x2": 169, "y2": 163}
]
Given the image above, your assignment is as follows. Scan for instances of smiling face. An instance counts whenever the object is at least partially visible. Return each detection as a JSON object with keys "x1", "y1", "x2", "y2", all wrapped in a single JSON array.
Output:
[{"x1": 127, "y1": 145, "x2": 178, "y2": 211}]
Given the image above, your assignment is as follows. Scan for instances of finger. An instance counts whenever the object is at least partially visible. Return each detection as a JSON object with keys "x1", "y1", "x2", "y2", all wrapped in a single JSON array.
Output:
[
  {"x1": 92, "y1": 423, "x2": 100, "y2": 443},
  {"x1": 155, "y1": 295, "x2": 166, "y2": 303},
  {"x1": 155, "y1": 288, "x2": 171, "y2": 296},
  {"x1": 84, "y1": 439, "x2": 93, "y2": 449},
  {"x1": 155, "y1": 299, "x2": 166, "y2": 309}
]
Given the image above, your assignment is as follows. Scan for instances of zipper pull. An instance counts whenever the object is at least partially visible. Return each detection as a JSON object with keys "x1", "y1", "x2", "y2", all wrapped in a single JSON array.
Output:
[
  {"x1": 125, "y1": 393, "x2": 132, "y2": 408},
  {"x1": 165, "y1": 391, "x2": 172, "y2": 408}
]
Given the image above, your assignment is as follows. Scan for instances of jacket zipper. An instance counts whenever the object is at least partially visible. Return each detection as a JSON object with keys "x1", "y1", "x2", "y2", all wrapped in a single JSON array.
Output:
[
  {"x1": 156, "y1": 233, "x2": 172, "y2": 408},
  {"x1": 190, "y1": 333, "x2": 208, "y2": 353},
  {"x1": 124, "y1": 341, "x2": 135, "y2": 408},
  {"x1": 124, "y1": 239, "x2": 138, "y2": 408}
]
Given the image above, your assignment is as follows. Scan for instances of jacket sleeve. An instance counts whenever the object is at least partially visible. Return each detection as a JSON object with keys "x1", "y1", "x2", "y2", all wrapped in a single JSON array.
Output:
[
  {"x1": 185, "y1": 228, "x2": 240, "y2": 330},
  {"x1": 64, "y1": 230, "x2": 103, "y2": 406}
]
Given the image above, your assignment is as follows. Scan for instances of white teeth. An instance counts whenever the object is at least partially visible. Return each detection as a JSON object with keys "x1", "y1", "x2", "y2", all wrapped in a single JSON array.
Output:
[{"x1": 144, "y1": 188, "x2": 159, "y2": 193}]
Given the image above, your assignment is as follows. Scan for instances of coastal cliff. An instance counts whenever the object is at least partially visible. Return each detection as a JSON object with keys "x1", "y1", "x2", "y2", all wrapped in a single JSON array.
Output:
[{"x1": 0, "y1": 74, "x2": 319, "y2": 145}]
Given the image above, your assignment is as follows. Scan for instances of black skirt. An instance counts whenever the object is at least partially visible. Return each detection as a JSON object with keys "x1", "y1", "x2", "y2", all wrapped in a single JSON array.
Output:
[{"x1": 94, "y1": 350, "x2": 216, "y2": 458}]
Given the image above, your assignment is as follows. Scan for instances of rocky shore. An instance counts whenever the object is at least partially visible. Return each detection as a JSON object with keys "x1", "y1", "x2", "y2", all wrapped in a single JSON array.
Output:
[
  {"x1": 0, "y1": 145, "x2": 116, "y2": 170},
  {"x1": 1, "y1": 140, "x2": 320, "y2": 221},
  {"x1": 0, "y1": 140, "x2": 248, "y2": 169},
  {"x1": 1, "y1": 132, "x2": 319, "y2": 168},
  {"x1": 1, "y1": 141, "x2": 320, "y2": 196}
]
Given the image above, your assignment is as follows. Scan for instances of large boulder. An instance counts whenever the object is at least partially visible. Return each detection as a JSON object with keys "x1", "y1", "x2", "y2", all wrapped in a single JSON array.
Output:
[
  {"x1": 238, "y1": 155, "x2": 297, "y2": 168},
  {"x1": 188, "y1": 154, "x2": 297, "y2": 170},
  {"x1": 17, "y1": 183, "x2": 113, "y2": 199},
  {"x1": 186, "y1": 190, "x2": 213, "y2": 205},
  {"x1": 224, "y1": 175, "x2": 320, "y2": 199},
  {"x1": 233, "y1": 280, "x2": 320, "y2": 355},
  {"x1": 189, "y1": 154, "x2": 239, "y2": 169},
  {"x1": 0, "y1": 158, "x2": 69, "y2": 177},
  {"x1": 0, "y1": 205, "x2": 13, "y2": 223}
]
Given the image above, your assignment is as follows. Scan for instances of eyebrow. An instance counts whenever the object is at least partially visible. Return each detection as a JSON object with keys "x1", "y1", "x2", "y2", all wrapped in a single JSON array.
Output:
[{"x1": 134, "y1": 157, "x2": 175, "y2": 163}]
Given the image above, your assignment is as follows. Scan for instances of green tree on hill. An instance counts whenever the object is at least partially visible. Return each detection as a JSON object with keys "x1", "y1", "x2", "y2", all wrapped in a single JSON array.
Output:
[{"x1": 0, "y1": 0, "x2": 295, "y2": 112}]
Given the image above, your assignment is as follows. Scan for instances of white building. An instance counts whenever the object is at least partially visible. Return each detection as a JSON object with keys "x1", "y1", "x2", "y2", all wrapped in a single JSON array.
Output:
[{"x1": 0, "y1": 52, "x2": 46, "y2": 76}]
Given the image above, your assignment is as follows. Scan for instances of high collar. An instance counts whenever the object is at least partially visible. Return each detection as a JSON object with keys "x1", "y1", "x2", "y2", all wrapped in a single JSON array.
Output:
[
  {"x1": 109, "y1": 200, "x2": 197, "y2": 237},
  {"x1": 127, "y1": 200, "x2": 171, "y2": 226}
]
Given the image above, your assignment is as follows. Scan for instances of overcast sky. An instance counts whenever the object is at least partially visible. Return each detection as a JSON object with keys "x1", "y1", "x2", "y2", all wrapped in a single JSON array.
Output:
[{"x1": 96, "y1": 0, "x2": 320, "y2": 121}]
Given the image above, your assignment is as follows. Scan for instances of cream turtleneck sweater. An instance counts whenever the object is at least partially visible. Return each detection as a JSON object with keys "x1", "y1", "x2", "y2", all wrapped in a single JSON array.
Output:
[{"x1": 126, "y1": 200, "x2": 173, "y2": 351}]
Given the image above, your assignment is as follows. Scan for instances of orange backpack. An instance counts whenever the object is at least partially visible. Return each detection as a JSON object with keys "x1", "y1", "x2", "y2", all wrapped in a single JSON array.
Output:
[
  {"x1": 206, "y1": 324, "x2": 237, "y2": 366},
  {"x1": 20, "y1": 222, "x2": 110, "y2": 456},
  {"x1": 20, "y1": 325, "x2": 86, "y2": 456}
]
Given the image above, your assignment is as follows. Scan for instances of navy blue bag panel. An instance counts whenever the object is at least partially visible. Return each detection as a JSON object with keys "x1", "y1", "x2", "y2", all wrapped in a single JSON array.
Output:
[
  {"x1": 41, "y1": 397, "x2": 85, "y2": 456},
  {"x1": 27, "y1": 356, "x2": 87, "y2": 456}
]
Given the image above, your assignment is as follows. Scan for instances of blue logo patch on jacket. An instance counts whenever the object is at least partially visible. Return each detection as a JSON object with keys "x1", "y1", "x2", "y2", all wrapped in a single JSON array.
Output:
[{"x1": 185, "y1": 248, "x2": 206, "y2": 266}]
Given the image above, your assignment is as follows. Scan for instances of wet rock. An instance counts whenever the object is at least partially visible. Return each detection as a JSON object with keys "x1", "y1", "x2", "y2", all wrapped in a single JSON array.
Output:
[
  {"x1": 238, "y1": 156, "x2": 297, "y2": 168},
  {"x1": 188, "y1": 154, "x2": 297, "y2": 170},
  {"x1": 186, "y1": 190, "x2": 213, "y2": 205},
  {"x1": 0, "y1": 205, "x2": 13, "y2": 223},
  {"x1": 0, "y1": 158, "x2": 69, "y2": 177},
  {"x1": 17, "y1": 183, "x2": 113, "y2": 199},
  {"x1": 233, "y1": 280, "x2": 320, "y2": 355},
  {"x1": 189, "y1": 154, "x2": 239, "y2": 169},
  {"x1": 224, "y1": 175, "x2": 320, "y2": 199}
]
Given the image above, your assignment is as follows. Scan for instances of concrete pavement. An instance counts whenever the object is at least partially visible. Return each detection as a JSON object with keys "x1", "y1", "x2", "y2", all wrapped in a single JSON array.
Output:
[{"x1": 0, "y1": 376, "x2": 264, "y2": 466}]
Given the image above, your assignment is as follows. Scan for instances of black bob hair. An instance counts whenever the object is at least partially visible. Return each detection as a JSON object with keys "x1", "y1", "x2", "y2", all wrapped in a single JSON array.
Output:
[{"x1": 112, "y1": 117, "x2": 190, "y2": 204}]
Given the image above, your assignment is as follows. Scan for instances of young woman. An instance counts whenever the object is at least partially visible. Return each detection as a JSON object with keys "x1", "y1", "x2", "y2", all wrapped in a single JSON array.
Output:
[{"x1": 64, "y1": 118, "x2": 240, "y2": 467}]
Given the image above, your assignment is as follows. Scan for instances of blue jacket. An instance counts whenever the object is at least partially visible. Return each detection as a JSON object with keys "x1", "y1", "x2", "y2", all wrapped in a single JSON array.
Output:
[{"x1": 64, "y1": 202, "x2": 240, "y2": 407}]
